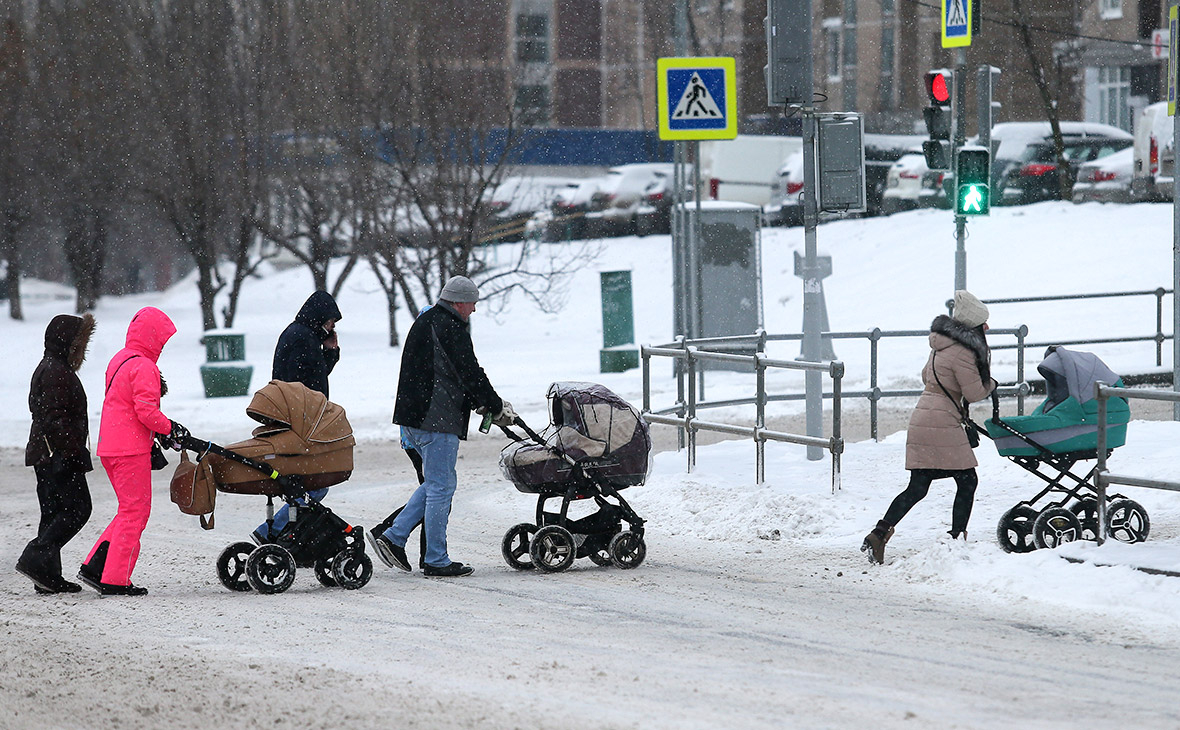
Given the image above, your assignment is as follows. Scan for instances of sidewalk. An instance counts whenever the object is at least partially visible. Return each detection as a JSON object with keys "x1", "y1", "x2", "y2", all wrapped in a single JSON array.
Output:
[{"x1": 1056, "y1": 538, "x2": 1180, "y2": 577}]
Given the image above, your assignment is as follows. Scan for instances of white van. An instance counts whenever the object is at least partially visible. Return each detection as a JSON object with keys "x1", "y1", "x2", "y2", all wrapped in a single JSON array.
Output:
[
  {"x1": 698, "y1": 134, "x2": 803, "y2": 205},
  {"x1": 1131, "y1": 101, "x2": 1173, "y2": 202}
]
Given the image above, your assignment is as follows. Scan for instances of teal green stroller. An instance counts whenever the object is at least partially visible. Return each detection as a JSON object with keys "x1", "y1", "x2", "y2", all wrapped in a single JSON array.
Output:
[{"x1": 985, "y1": 347, "x2": 1148, "y2": 553}]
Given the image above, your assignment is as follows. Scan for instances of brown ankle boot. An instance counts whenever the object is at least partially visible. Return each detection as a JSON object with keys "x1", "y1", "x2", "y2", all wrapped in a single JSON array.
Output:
[{"x1": 861, "y1": 520, "x2": 895, "y2": 565}]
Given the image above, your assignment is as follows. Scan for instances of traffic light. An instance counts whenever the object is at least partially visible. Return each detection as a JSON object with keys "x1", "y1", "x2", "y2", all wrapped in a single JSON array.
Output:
[
  {"x1": 922, "y1": 70, "x2": 952, "y2": 170},
  {"x1": 956, "y1": 147, "x2": 990, "y2": 216}
]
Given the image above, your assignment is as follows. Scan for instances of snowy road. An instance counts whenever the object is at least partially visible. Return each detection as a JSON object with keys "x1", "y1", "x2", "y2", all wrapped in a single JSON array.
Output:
[{"x1": 2, "y1": 435, "x2": 1179, "y2": 730}]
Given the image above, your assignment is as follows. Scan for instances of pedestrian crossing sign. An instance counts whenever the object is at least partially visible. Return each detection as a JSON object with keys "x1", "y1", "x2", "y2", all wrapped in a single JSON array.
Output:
[
  {"x1": 657, "y1": 57, "x2": 738, "y2": 141},
  {"x1": 941, "y1": 0, "x2": 972, "y2": 48}
]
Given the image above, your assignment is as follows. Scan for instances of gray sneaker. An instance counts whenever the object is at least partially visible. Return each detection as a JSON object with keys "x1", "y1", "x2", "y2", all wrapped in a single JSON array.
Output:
[{"x1": 367, "y1": 531, "x2": 411, "y2": 572}]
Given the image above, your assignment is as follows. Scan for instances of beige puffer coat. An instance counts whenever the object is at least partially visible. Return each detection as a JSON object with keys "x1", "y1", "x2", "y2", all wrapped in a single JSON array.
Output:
[{"x1": 905, "y1": 326, "x2": 996, "y2": 471}]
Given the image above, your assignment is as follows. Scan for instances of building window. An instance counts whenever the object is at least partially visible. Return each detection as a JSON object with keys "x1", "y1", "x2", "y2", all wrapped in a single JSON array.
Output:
[
  {"x1": 880, "y1": 26, "x2": 895, "y2": 109},
  {"x1": 515, "y1": 84, "x2": 550, "y2": 126},
  {"x1": 1097, "y1": 66, "x2": 1132, "y2": 130},
  {"x1": 1100, "y1": 0, "x2": 1122, "y2": 20},
  {"x1": 823, "y1": 18, "x2": 842, "y2": 81},
  {"x1": 516, "y1": 13, "x2": 549, "y2": 63}
]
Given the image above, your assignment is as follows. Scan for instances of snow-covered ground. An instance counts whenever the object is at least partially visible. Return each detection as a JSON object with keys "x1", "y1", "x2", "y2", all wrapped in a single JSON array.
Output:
[{"x1": 3, "y1": 200, "x2": 1180, "y2": 728}]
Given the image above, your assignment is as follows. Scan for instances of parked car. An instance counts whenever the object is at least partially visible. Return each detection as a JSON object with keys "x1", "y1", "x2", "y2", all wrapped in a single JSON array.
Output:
[
  {"x1": 532, "y1": 176, "x2": 606, "y2": 241},
  {"x1": 765, "y1": 150, "x2": 805, "y2": 226},
  {"x1": 635, "y1": 168, "x2": 693, "y2": 236},
  {"x1": 920, "y1": 121, "x2": 1134, "y2": 207},
  {"x1": 880, "y1": 150, "x2": 930, "y2": 215},
  {"x1": 1071, "y1": 146, "x2": 1135, "y2": 204},
  {"x1": 482, "y1": 175, "x2": 578, "y2": 243},
  {"x1": 699, "y1": 134, "x2": 802, "y2": 205},
  {"x1": 585, "y1": 163, "x2": 674, "y2": 237},
  {"x1": 1132, "y1": 101, "x2": 1174, "y2": 202},
  {"x1": 1000, "y1": 137, "x2": 1132, "y2": 205}
]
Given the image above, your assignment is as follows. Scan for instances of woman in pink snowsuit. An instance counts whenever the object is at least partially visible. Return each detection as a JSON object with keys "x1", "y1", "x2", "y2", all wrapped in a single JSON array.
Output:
[{"x1": 80, "y1": 307, "x2": 186, "y2": 596}]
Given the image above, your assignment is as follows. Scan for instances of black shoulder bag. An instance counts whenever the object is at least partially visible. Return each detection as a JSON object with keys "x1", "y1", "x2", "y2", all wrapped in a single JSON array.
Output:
[
  {"x1": 931, "y1": 352, "x2": 981, "y2": 449},
  {"x1": 107, "y1": 355, "x2": 170, "y2": 470}
]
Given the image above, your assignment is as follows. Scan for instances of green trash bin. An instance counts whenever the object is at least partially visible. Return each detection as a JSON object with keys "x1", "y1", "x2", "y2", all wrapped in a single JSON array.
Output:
[
  {"x1": 199, "y1": 330, "x2": 254, "y2": 398},
  {"x1": 599, "y1": 271, "x2": 639, "y2": 373}
]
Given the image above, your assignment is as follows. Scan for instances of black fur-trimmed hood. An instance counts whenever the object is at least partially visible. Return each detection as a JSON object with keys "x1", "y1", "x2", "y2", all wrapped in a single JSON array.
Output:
[
  {"x1": 931, "y1": 314, "x2": 990, "y2": 382},
  {"x1": 44, "y1": 313, "x2": 95, "y2": 372}
]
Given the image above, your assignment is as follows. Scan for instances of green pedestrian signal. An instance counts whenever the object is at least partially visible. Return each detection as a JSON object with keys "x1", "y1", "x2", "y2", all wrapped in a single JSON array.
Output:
[{"x1": 955, "y1": 147, "x2": 990, "y2": 216}]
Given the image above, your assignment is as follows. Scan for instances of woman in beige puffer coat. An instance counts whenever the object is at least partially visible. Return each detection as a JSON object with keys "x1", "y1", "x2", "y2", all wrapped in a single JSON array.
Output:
[{"x1": 862, "y1": 291, "x2": 998, "y2": 564}]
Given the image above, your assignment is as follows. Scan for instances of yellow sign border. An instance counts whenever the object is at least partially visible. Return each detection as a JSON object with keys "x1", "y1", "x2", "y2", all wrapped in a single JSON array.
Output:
[
  {"x1": 656, "y1": 57, "x2": 738, "y2": 141},
  {"x1": 941, "y1": 0, "x2": 972, "y2": 49}
]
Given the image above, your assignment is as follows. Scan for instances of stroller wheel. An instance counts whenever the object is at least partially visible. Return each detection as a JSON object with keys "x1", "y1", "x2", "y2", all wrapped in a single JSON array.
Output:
[
  {"x1": 529, "y1": 525, "x2": 577, "y2": 573},
  {"x1": 1106, "y1": 498, "x2": 1150, "y2": 544},
  {"x1": 587, "y1": 545, "x2": 613, "y2": 567},
  {"x1": 608, "y1": 531, "x2": 646, "y2": 570},
  {"x1": 996, "y1": 505, "x2": 1039, "y2": 553},
  {"x1": 1070, "y1": 498, "x2": 1101, "y2": 541},
  {"x1": 501, "y1": 523, "x2": 537, "y2": 571},
  {"x1": 314, "y1": 557, "x2": 338, "y2": 588},
  {"x1": 216, "y1": 541, "x2": 257, "y2": 592},
  {"x1": 245, "y1": 544, "x2": 297, "y2": 594},
  {"x1": 1032, "y1": 507, "x2": 1083, "y2": 550},
  {"x1": 332, "y1": 549, "x2": 373, "y2": 589}
]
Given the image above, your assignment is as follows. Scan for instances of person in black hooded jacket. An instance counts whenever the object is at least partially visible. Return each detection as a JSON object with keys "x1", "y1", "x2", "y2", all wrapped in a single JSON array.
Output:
[
  {"x1": 256, "y1": 291, "x2": 343, "y2": 541},
  {"x1": 17, "y1": 313, "x2": 96, "y2": 594},
  {"x1": 271, "y1": 290, "x2": 342, "y2": 398}
]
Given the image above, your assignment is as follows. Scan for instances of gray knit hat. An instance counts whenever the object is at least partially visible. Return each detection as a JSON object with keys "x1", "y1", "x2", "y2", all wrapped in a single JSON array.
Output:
[
  {"x1": 439, "y1": 275, "x2": 479, "y2": 303},
  {"x1": 952, "y1": 290, "x2": 989, "y2": 328}
]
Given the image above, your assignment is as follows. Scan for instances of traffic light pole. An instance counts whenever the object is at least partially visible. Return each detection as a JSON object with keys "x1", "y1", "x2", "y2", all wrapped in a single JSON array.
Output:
[
  {"x1": 953, "y1": 48, "x2": 968, "y2": 292},
  {"x1": 801, "y1": 104, "x2": 823, "y2": 460}
]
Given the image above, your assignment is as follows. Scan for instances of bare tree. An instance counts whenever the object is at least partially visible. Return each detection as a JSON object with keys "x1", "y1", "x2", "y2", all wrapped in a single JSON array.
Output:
[
  {"x1": 1011, "y1": 0, "x2": 1072, "y2": 200},
  {"x1": 0, "y1": 17, "x2": 31, "y2": 320}
]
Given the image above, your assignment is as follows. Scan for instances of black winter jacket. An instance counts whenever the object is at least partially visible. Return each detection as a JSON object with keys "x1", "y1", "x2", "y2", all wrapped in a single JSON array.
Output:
[
  {"x1": 393, "y1": 302, "x2": 503, "y2": 438},
  {"x1": 272, "y1": 291, "x2": 342, "y2": 397},
  {"x1": 25, "y1": 314, "x2": 95, "y2": 472}
]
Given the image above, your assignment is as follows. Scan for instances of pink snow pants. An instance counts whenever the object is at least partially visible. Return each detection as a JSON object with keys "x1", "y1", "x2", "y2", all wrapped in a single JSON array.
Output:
[{"x1": 85, "y1": 454, "x2": 152, "y2": 586}]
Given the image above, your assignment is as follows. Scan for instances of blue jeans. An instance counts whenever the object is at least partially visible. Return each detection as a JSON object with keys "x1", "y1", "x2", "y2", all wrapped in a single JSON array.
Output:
[
  {"x1": 258, "y1": 487, "x2": 329, "y2": 536},
  {"x1": 383, "y1": 427, "x2": 459, "y2": 567}
]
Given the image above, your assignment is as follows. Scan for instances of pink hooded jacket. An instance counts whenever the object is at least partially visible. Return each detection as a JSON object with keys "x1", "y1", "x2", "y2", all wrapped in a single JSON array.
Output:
[{"x1": 96, "y1": 307, "x2": 177, "y2": 457}]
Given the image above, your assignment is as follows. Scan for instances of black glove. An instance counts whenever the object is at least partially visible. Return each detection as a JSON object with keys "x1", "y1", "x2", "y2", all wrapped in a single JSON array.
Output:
[{"x1": 170, "y1": 420, "x2": 190, "y2": 441}]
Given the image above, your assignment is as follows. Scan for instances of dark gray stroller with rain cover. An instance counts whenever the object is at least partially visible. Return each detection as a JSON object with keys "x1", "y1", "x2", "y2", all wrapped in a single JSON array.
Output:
[{"x1": 498, "y1": 382, "x2": 650, "y2": 573}]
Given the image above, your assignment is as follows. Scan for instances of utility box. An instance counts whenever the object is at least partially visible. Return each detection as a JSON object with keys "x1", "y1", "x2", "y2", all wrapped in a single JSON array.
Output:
[
  {"x1": 199, "y1": 330, "x2": 254, "y2": 398},
  {"x1": 817, "y1": 113, "x2": 867, "y2": 213},
  {"x1": 676, "y1": 201, "x2": 763, "y2": 370},
  {"x1": 600, "y1": 271, "x2": 639, "y2": 373}
]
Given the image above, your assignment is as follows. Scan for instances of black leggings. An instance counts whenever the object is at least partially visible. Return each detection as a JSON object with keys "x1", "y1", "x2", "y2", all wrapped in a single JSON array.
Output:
[
  {"x1": 20, "y1": 465, "x2": 92, "y2": 578},
  {"x1": 882, "y1": 468, "x2": 978, "y2": 535}
]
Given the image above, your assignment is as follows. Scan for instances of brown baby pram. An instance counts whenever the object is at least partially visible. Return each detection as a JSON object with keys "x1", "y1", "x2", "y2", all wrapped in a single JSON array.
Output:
[{"x1": 172, "y1": 380, "x2": 371, "y2": 594}]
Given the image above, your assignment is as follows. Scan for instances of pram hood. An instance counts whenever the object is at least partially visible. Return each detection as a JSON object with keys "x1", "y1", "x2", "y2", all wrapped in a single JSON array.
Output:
[
  {"x1": 1038, "y1": 347, "x2": 1120, "y2": 412},
  {"x1": 246, "y1": 380, "x2": 352, "y2": 444}
]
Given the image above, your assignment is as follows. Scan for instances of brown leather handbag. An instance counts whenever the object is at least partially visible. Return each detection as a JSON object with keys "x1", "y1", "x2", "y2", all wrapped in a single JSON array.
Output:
[{"x1": 169, "y1": 451, "x2": 216, "y2": 529}]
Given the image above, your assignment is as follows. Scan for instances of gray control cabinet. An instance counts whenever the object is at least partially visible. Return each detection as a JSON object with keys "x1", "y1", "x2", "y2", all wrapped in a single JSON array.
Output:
[{"x1": 675, "y1": 201, "x2": 763, "y2": 370}]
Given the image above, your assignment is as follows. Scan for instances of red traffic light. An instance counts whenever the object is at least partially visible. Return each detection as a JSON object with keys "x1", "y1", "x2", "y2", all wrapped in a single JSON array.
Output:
[{"x1": 924, "y1": 71, "x2": 951, "y2": 104}]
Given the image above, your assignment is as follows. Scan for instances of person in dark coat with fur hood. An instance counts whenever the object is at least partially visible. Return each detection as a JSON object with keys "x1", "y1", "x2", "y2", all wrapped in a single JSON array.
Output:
[
  {"x1": 255, "y1": 290, "x2": 343, "y2": 541},
  {"x1": 862, "y1": 291, "x2": 998, "y2": 564},
  {"x1": 16, "y1": 313, "x2": 96, "y2": 594}
]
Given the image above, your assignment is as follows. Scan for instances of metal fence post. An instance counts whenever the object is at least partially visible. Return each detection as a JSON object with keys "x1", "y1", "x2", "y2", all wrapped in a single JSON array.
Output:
[
  {"x1": 830, "y1": 360, "x2": 843, "y2": 493},
  {"x1": 641, "y1": 346, "x2": 651, "y2": 414},
  {"x1": 869, "y1": 328, "x2": 881, "y2": 441},
  {"x1": 675, "y1": 336, "x2": 686, "y2": 451},
  {"x1": 1095, "y1": 381, "x2": 1108, "y2": 545},
  {"x1": 1155, "y1": 287, "x2": 1165, "y2": 367},
  {"x1": 687, "y1": 347, "x2": 698, "y2": 473},
  {"x1": 755, "y1": 352, "x2": 767, "y2": 485},
  {"x1": 1016, "y1": 324, "x2": 1028, "y2": 415}
]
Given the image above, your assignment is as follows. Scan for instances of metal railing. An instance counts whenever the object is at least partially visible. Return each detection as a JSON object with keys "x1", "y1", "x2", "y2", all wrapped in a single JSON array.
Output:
[
  {"x1": 650, "y1": 327, "x2": 1031, "y2": 442},
  {"x1": 1095, "y1": 382, "x2": 1180, "y2": 544},
  {"x1": 967, "y1": 289, "x2": 1172, "y2": 366},
  {"x1": 641, "y1": 344, "x2": 844, "y2": 493}
]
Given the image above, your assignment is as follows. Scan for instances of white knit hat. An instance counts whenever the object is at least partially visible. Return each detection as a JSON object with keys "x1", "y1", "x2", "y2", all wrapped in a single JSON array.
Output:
[
  {"x1": 439, "y1": 275, "x2": 479, "y2": 303},
  {"x1": 952, "y1": 290, "x2": 989, "y2": 328}
]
